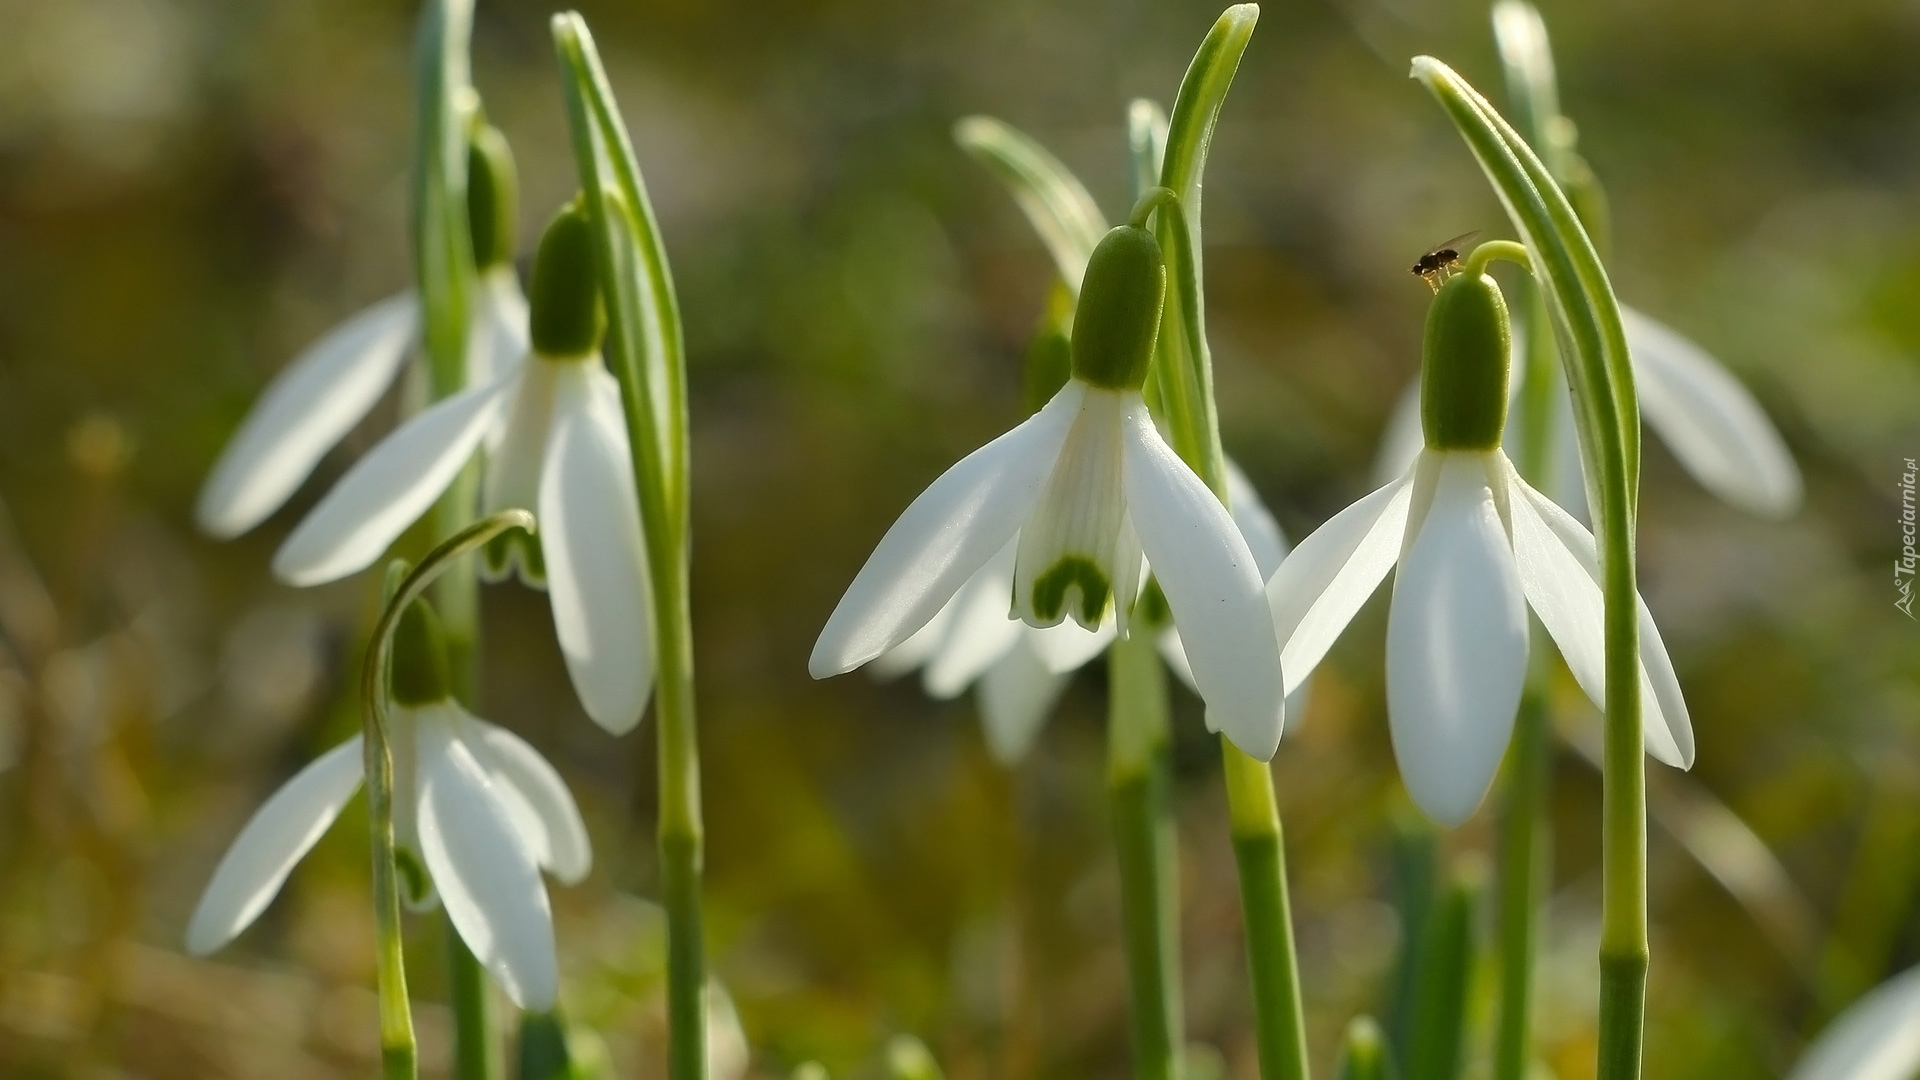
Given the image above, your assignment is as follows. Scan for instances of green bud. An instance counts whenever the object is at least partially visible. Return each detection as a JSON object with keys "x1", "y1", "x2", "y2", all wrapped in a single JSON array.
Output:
[
  {"x1": 529, "y1": 201, "x2": 606, "y2": 358},
  {"x1": 1069, "y1": 225, "x2": 1166, "y2": 391},
  {"x1": 1022, "y1": 282, "x2": 1074, "y2": 412},
  {"x1": 1335, "y1": 1016, "x2": 1396, "y2": 1080},
  {"x1": 388, "y1": 597, "x2": 450, "y2": 707},
  {"x1": 467, "y1": 124, "x2": 520, "y2": 270},
  {"x1": 1420, "y1": 271, "x2": 1511, "y2": 451}
]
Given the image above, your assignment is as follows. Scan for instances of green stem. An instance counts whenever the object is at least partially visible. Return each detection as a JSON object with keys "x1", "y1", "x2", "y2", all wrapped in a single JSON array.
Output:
[
  {"x1": 362, "y1": 513, "x2": 534, "y2": 1080},
  {"x1": 1405, "y1": 867, "x2": 1479, "y2": 1080},
  {"x1": 1223, "y1": 751, "x2": 1310, "y2": 1080},
  {"x1": 1108, "y1": 629, "x2": 1184, "y2": 1080},
  {"x1": 449, "y1": 916, "x2": 500, "y2": 1080},
  {"x1": 1492, "y1": 666, "x2": 1549, "y2": 1080}
]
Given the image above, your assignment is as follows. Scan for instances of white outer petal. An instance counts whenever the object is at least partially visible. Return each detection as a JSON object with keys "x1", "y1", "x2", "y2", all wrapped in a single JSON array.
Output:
[
  {"x1": 1385, "y1": 453, "x2": 1528, "y2": 826},
  {"x1": 541, "y1": 364, "x2": 656, "y2": 735},
  {"x1": 186, "y1": 736, "x2": 365, "y2": 955},
  {"x1": 1788, "y1": 964, "x2": 1920, "y2": 1080},
  {"x1": 1372, "y1": 378, "x2": 1427, "y2": 488},
  {"x1": 1159, "y1": 628, "x2": 1312, "y2": 737},
  {"x1": 1223, "y1": 456, "x2": 1290, "y2": 578},
  {"x1": 416, "y1": 705, "x2": 559, "y2": 1010},
  {"x1": 1508, "y1": 463, "x2": 1694, "y2": 767},
  {"x1": 977, "y1": 634, "x2": 1072, "y2": 764},
  {"x1": 1119, "y1": 401, "x2": 1283, "y2": 760},
  {"x1": 921, "y1": 540, "x2": 1021, "y2": 698},
  {"x1": 869, "y1": 601, "x2": 955, "y2": 679},
  {"x1": 467, "y1": 720, "x2": 593, "y2": 885},
  {"x1": 468, "y1": 266, "x2": 531, "y2": 391},
  {"x1": 1266, "y1": 471, "x2": 1415, "y2": 695},
  {"x1": 811, "y1": 381, "x2": 1083, "y2": 677},
  {"x1": 273, "y1": 375, "x2": 515, "y2": 585},
  {"x1": 1624, "y1": 306, "x2": 1801, "y2": 518},
  {"x1": 197, "y1": 294, "x2": 418, "y2": 539},
  {"x1": 1027, "y1": 618, "x2": 1114, "y2": 674}
]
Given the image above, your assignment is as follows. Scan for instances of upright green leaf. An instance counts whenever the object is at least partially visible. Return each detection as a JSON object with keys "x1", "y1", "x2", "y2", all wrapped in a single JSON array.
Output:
[
  {"x1": 1490, "y1": 0, "x2": 1560, "y2": 167},
  {"x1": 954, "y1": 115, "x2": 1108, "y2": 288},
  {"x1": 413, "y1": 0, "x2": 476, "y2": 401}
]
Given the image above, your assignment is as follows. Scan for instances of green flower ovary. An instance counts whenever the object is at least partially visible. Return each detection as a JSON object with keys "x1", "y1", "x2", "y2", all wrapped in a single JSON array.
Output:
[
  {"x1": 1420, "y1": 270, "x2": 1512, "y2": 451},
  {"x1": 1069, "y1": 226, "x2": 1166, "y2": 391},
  {"x1": 467, "y1": 124, "x2": 519, "y2": 271},
  {"x1": 1030, "y1": 555, "x2": 1112, "y2": 627},
  {"x1": 528, "y1": 201, "x2": 606, "y2": 358},
  {"x1": 389, "y1": 597, "x2": 452, "y2": 707}
]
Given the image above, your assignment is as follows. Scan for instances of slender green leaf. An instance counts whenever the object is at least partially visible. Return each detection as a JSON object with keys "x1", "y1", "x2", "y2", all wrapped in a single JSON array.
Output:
[
  {"x1": 1490, "y1": 0, "x2": 1560, "y2": 166},
  {"x1": 1337, "y1": 1017, "x2": 1398, "y2": 1080},
  {"x1": 413, "y1": 0, "x2": 475, "y2": 400},
  {"x1": 954, "y1": 115, "x2": 1108, "y2": 288},
  {"x1": 1128, "y1": 99, "x2": 1169, "y2": 204}
]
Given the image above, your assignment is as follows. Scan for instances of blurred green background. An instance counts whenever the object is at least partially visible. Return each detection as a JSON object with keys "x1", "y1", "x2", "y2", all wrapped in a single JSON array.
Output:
[{"x1": 1, "y1": 0, "x2": 1918, "y2": 1076}]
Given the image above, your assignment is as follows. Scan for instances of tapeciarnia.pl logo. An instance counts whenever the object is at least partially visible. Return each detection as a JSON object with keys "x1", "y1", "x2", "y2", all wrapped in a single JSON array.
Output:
[{"x1": 1899, "y1": 457, "x2": 1917, "y2": 619}]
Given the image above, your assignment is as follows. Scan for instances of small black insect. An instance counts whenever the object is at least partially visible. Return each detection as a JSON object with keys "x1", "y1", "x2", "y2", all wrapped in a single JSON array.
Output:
[{"x1": 1411, "y1": 231, "x2": 1479, "y2": 291}]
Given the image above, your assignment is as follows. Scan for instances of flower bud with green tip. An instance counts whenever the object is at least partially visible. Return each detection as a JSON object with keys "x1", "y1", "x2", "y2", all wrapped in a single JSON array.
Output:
[{"x1": 467, "y1": 122, "x2": 520, "y2": 273}]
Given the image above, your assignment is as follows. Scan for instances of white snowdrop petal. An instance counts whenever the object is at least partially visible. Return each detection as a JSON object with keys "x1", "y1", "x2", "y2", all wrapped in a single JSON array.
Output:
[
  {"x1": 978, "y1": 634, "x2": 1072, "y2": 764},
  {"x1": 1266, "y1": 472, "x2": 1415, "y2": 695},
  {"x1": 1224, "y1": 456, "x2": 1290, "y2": 578},
  {"x1": 186, "y1": 736, "x2": 365, "y2": 956},
  {"x1": 1509, "y1": 464, "x2": 1608, "y2": 705},
  {"x1": 1385, "y1": 453, "x2": 1529, "y2": 826},
  {"x1": 1787, "y1": 964, "x2": 1920, "y2": 1080},
  {"x1": 869, "y1": 601, "x2": 955, "y2": 679},
  {"x1": 1158, "y1": 629, "x2": 1313, "y2": 738},
  {"x1": 811, "y1": 382, "x2": 1084, "y2": 677},
  {"x1": 273, "y1": 376, "x2": 514, "y2": 586},
  {"x1": 1624, "y1": 306, "x2": 1801, "y2": 518},
  {"x1": 197, "y1": 294, "x2": 419, "y2": 539},
  {"x1": 1120, "y1": 402, "x2": 1284, "y2": 760},
  {"x1": 1015, "y1": 388, "x2": 1132, "y2": 632},
  {"x1": 1372, "y1": 379, "x2": 1427, "y2": 488},
  {"x1": 1029, "y1": 618, "x2": 1114, "y2": 675},
  {"x1": 416, "y1": 707, "x2": 559, "y2": 1011},
  {"x1": 541, "y1": 364, "x2": 657, "y2": 736},
  {"x1": 467, "y1": 720, "x2": 593, "y2": 885},
  {"x1": 921, "y1": 540, "x2": 1022, "y2": 698},
  {"x1": 468, "y1": 266, "x2": 531, "y2": 390},
  {"x1": 1514, "y1": 472, "x2": 1695, "y2": 767}
]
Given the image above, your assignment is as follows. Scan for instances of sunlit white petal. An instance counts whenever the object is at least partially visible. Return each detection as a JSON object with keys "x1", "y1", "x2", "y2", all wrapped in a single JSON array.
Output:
[
  {"x1": 1385, "y1": 452, "x2": 1528, "y2": 825},
  {"x1": 1016, "y1": 388, "x2": 1135, "y2": 632},
  {"x1": 197, "y1": 294, "x2": 418, "y2": 539},
  {"x1": 978, "y1": 634, "x2": 1072, "y2": 764},
  {"x1": 921, "y1": 540, "x2": 1021, "y2": 698},
  {"x1": 541, "y1": 364, "x2": 656, "y2": 736},
  {"x1": 1120, "y1": 400, "x2": 1283, "y2": 760},
  {"x1": 1624, "y1": 306, "x2": 1801, "y2": 519},
  {"x1": 467, "y1": 719, "x2": 592, "y2": 885},
  {"x1": 416, "y1": 705, "x2": 558, "y2": 1010},
  {"x1": 1159, "y1": 628, "x2": 1312, "y2": 737},
  {"x1": 186, "y1": 736, "x2": 365, "y2": 955},
  {"x1": 869, "y1": 601, "x2": 955, "y2": 679},
  {"x1": 1223, "y1": 457, "x2": 1290, "y2": 578},
  {"x1": 1028, "y1": 617, "x2": 1114, "y2": 674},
  {"x1": 273, "y1": 376, "x2": 515, "y2": 586},
  {"x1": 1266, "y1": 471, "x2": 1415, "y2": 695},
  {"x1": 1787, "y1": 964, "x2": 1920, "y2": 1080},
  {"x1": 812, "y1": 381, "x2": 1083, "y2": 678},
  {"x1": 468, "y1": 266, "x2": 531, "y2": 390},
  {"x1": 1510, "y1": 470, "x2": 1694, "y2": 766}
]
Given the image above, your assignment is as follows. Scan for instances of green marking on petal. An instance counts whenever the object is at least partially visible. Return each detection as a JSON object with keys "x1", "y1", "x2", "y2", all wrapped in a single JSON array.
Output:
[
  {"x1": 482, "y1": 528, "x2": 548, "y2": 587},
  {"x1": 396, "y1": 847, "x2": 433, "y2": 908},
  {"x1": 1032, "y1": 556, "x2": 1111, "y2": 627}
]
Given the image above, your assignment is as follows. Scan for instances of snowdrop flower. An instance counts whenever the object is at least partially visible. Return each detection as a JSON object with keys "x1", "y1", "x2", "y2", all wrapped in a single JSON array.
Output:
[
  {"x1": 1787, "y1": 964, "x2": 1920, "y2": 1080},
  {"x1": 187, "y1": 598, "x2": 589, "y2": 1010},
  {"x1": 878, "y1": 461, "x2": 1295, "y2": 763},
  {"x1": 1372, "y1": 306, "x2": 1800, "y2": 520},
  {"x1": 812, "y1": 216, "x2": 1285, "y2": 759},
  {"x1": 196, "y1": 124, "x2": 530, "y2": 539},
  {"x1": 1268, "y1": 266, "x2": 1693, "y2": 824},
  {"x1": 273, "y1": 203, "x2": 654, "y2": 736}
]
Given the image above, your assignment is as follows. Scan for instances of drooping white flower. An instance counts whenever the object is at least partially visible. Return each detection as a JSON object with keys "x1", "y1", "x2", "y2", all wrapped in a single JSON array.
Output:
[
  {"x1": 186, "y1": 696, "x2": 590, "y2": 1010},
  {"x1": 812, "y1": 222, "x2": 1285, "y2": 759},
  {"x1": 880, "y1": 459, "x2": 1299, "y2": 763},
  {"x1": 271, "y1": 207, "x2": 654, "y2": 736},
  {"x1": 1372, "y1": 307, "x2": 1801, "y2": 520},
  {"x1": 196, "y1": 123, "x2": 531, "y2": 540},
  {"x1": 1275, "y1": 268, "x2": 1692, "y2": 824},
  {"x1": 1787, "y1": 964, "x2": 1920, "y2": 1080}
]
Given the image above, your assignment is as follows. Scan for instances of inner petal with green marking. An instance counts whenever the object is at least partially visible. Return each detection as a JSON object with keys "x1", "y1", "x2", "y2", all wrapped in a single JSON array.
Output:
[{"x1": 1014, "y1": 386, "x2": 1142, "y2": 633}]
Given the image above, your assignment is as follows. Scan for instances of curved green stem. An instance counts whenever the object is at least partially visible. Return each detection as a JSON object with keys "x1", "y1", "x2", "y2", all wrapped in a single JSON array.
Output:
[
  {"x1": 361, "y1": 512, "x2": 535, "y2": 1080},
  {"x1": 1463, "y1": 240, "x2": 1532, "y2": 279}
]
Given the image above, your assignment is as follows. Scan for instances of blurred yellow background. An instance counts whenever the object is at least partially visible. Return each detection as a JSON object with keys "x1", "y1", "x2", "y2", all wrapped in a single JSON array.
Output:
[{"x1": 0, "y1": 0, "x2": 1917, "y2": 1076}]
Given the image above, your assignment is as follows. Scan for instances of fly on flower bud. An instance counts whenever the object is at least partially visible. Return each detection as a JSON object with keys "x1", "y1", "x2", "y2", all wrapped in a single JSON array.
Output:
[
  {"x1": 468, "y1": 122, "x2": 520, "y2": 272},
  {"x1": 1069, "y1": 224, "x2": 1167, "y2": 391},
  {"x1": 528, "y1": 202, "x2": 606, "y2": 358},
  {"x1": 1419, "y1": 269, "x2": 1512, "y2": 451}
]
